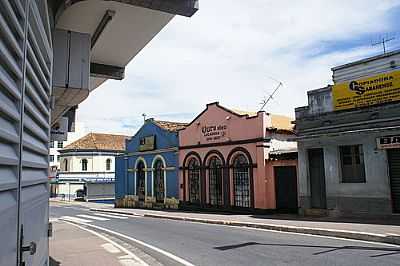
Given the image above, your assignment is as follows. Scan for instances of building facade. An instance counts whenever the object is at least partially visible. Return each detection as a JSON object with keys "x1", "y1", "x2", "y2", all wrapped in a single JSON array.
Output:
[
  {"x1": 295, "y1": 50, "x2": 400, "y2": 216},
  {"x1": 0, "y1": 1, "x2": 198, "y2": 264},
  {"x1": 179, "y1": 102, "x2": 297, "y2": 212},
  {"x1": 56, "y1": 133, "x2": 128, "y2": 201},
  {"x1": 115, "y1": 119, "x2": 187, "y2": 209},
  {"x1": 49, "y1": 122, "x2": 87, "y2": 178}
]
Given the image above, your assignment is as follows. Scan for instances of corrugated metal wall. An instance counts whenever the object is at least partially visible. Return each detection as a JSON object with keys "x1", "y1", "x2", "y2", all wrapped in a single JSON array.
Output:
[
  {"x1": 332, "y1": 52, "x2": 400, "y2": 84},
  {"x1": 0, "y1": 0, "x2": 52, "y2": 265}
]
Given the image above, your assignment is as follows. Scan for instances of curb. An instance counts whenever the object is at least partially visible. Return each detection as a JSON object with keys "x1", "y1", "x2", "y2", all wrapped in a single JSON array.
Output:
[{"x1": 90, "y1": 208, "x2": 400, "y2": 246}]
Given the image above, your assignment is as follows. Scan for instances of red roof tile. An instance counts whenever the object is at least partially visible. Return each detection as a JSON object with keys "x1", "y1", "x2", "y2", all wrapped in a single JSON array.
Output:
[{"x1": 64, "y1": 133, "x2": 129, "y2": 151}]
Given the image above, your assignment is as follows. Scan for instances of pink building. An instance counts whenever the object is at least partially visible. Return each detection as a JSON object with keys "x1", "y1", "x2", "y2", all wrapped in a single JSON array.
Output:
[{"x1": 179, "y1": 102, "x2": 298, "y2": 212}]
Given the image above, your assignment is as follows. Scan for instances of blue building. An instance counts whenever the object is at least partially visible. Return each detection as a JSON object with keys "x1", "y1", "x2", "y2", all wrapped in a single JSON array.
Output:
[{"x1": 115, "y1": 119, "x2": 187, "y2": 209}]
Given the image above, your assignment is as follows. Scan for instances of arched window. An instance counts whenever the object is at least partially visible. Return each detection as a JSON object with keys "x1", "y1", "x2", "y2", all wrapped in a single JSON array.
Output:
[
  {"x1": 64, "y1": 159, "x2": 68, "y2": 172},
  {"x1": 136, "y1": 161, "x2": 146, "y2": 201},
  {"x1": 232, "y1": 154, "x2": 250, "y2": 208},
  {"x1": 188, "y1": 158, "x2": 200, "y2": 204},
  {"x1": 82, "y1": 159, "x2": 88, "y2": 171},
  {"x1": 106, "y1": 159, "x2": 112, "y2": 171},
  {"x1": 208, "y1": 156, "x2": 223, "y2": 206},
  {"x1": 153, "y1": 159, "x2": 165, "y2": 203}
]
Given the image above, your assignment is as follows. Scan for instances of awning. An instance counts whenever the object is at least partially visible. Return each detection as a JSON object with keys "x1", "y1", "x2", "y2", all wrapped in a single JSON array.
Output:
[{"x1": 50, "y1": 0, "x2": 198, "y2": 123}]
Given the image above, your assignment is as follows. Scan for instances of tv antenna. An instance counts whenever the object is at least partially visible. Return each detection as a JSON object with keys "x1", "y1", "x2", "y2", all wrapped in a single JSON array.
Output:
[
  {"x1": 259, "y1": 76, "x2": 283, "y2": 112},
  {"x1": 372, "y1": 36, "x2": 395, "y2": 54}
]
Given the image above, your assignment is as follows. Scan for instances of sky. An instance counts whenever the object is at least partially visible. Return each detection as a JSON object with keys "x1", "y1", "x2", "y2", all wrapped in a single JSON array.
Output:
[{"x1": 77, "y1": 0, "x2": 400, "y2": 136}]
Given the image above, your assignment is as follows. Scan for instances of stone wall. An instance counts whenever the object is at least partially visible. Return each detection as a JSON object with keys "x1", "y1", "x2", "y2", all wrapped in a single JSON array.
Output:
[{"x1": 115, "y1": 195, "x2": 179, "y2": 209}]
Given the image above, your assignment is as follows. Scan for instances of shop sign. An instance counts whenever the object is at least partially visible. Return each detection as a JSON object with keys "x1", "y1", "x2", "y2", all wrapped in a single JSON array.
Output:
[
  {"x1": 332, "y1": 70, "x2": 400, "y2": 111},
  {"x1": 202, "y1": 124, "x2": 227, "y2": 142},
  {"x1": 139, "y1": 135, "x2": 155, "y2": 151},
  {"x1": 377, "y1": 135, "x2": 400, "y2": 149}
]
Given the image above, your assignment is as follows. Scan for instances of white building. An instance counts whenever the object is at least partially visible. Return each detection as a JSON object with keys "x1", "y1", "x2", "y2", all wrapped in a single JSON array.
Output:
[
  {"x1": 55, "y1": 133, "x2": 128, "y2": 201},
  {"x1": 49, "y1": 122, "x2": 87, "y2": 176}
]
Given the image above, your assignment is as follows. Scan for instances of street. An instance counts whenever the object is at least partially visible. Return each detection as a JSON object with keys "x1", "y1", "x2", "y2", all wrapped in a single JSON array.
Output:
[{"x1": 50, "y1": 203, "x2": 400, "y2": 266}]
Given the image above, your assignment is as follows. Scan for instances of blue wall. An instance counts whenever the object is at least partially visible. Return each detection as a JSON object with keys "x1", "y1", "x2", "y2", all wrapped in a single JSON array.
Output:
[{"x1": 115, "y1": 121, "x2": 180, "y2": 200}]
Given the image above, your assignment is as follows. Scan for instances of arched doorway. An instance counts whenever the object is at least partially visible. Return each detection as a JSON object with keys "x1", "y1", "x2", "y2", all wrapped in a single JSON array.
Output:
[
  {"x1": 232, "y1": 154, "x2": 251, "y2": 208},
  {"x1": 136, "y1": 160, "x2": 146, "y2": 201},
  {"x1": 188, "y1": 158, "x2": 201, "y2": 204},
  {"x1": 208, "y1": 156, "x2": 223, "y2": 206},
  {"x1": 153, "y1": 159, "x2": 165, "y2": 203}
]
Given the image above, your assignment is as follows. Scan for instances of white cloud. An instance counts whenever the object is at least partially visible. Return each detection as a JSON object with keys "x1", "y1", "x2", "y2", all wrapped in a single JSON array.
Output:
[{"x1": 77, "y1": 0, "x2": 400, "y2": 135}]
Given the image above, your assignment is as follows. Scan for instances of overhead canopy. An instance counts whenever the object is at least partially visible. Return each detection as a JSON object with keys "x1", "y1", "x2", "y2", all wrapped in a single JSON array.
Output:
[{"x1": 50, "y1": 0, "x2": 198, "y2": 124}]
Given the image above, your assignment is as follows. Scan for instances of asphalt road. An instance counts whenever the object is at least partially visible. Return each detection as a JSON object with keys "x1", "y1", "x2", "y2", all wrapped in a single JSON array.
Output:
[{"x1": 50, "y1": 203, "x2": 400, "y2": 266}]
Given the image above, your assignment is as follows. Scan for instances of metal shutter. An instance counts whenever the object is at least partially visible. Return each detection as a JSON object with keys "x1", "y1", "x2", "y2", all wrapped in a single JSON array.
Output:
[
  {"x1": 0, "y1": 0, "x2": 52, "y2": 265},
  {"x1": 388, "y1": 149, "x2": 400, "y2": 213}
]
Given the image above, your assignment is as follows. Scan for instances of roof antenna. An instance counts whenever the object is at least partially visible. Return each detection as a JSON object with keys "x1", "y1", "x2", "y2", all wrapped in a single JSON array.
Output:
[
  {"x1": 259, "y1": 76, "x2": 283, "y2": 112},
  {"x1": 142, "y1": 113, "x2": 147, "y2": 124},
  {"x1": 372, "y1": 36, "x2": 395, "y2": 54}
]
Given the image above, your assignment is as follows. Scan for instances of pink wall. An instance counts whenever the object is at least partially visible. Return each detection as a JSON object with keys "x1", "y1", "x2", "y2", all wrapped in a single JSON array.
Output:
[
  {"x1": 178, "y1": 102, "x2": 297, "y2": 210},
  {"x1": 179, "y1": 103, "x2": 266, "y2": 147},
  {"x1": 179, "y1": 103, "x2": 271, "y2": 209}
]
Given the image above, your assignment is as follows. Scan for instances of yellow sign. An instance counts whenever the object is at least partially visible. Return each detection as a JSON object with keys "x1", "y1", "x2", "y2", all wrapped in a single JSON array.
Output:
[{"x1": 332, "y1": 70, "x2": 400, "y2": 111}]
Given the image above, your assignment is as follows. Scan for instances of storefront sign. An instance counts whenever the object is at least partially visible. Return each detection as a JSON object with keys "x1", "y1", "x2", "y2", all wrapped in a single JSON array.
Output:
[
  {"x1": 139, "y1": 135, "x2": 155, "y2": 151},
  {"x1": 377, "y1": 135, "x2": 400, "y2": 149},
  {"x1": 332, "y1": 70, "x2": 400, "y2": 111},
  {"x1": 202, "y1": 124, "x2": 227, "y2": 142}
]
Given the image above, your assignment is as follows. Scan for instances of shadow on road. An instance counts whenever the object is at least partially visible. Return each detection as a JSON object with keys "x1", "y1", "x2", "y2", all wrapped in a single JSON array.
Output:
[
  {"x1": 214, "y1": 242, "x2": 400, "y2": 257},
  {"x1": 49, "y1": 256, "x2": 61, "y2": 266}
]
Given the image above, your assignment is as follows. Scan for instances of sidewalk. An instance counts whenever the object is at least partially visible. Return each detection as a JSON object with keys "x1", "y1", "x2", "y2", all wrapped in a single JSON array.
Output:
[
  {"x1": 89, "y1": 206, "x2": 400, "y2": 245},
  {"x1": 50, "y1": 219, "x2": 146, "y2": 266}
]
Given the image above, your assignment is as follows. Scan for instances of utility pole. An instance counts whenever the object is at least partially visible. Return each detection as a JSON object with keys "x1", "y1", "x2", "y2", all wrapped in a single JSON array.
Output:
[{"x1": 372, "y1": 36, "x2": 395, "y2": 54}]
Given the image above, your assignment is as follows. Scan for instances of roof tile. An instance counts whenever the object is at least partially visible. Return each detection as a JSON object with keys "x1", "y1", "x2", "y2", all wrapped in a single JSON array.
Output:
[
  {"x1": 152, "y1": 120, "x2": 187, "y2": 132},
  {"x1": 64, "y1": 133, "x2": 129, "y2": 151}
]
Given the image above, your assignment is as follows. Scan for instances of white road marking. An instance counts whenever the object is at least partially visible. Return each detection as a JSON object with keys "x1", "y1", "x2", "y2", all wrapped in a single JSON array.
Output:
[
  {"x1": 93, "y1": 213, "x2": 129, "y2": 219},
  {"x1": 77, "y1": 214, "x2": 110, "y2": 221},
  {"x1": 63, "y1": 220, "x2": 148, "y2": 266},
  {"x1": 61, "y1": 216, "x2": 92, "y2": 223},
  {"x1": 62, "y1": 219, "x2": 195, "y2": 266},
  {"x1": 91, "y1": 210, "x2": 138, "y2": 217},
  {"x1": 102, "y1": 243, "x2": 121, "y2": 254},
  {"x1": 119, "y1": 259, "x2": 143, "y2": 266}
]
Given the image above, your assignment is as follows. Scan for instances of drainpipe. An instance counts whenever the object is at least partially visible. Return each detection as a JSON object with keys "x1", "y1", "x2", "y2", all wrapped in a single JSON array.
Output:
[{"x1": 124, "y1": 157, "x2": 128, "y2": 197}]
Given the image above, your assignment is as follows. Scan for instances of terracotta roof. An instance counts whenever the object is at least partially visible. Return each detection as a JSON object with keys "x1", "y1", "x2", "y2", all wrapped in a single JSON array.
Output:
[
  {"x1": 64, "y1": 133, "x2": 129, "y2": 151},
  {"x1": 269, "y1": 114, "x2": 294, "y2": 131},
  {"x1": 152, "y1": 120, "x2": 188, "y2": 132}
]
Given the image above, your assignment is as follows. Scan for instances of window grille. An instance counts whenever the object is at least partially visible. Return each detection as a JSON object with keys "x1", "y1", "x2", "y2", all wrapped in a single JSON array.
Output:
[{"x1": 233, "y1": 154, "x2": 250, "y2": 207}]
